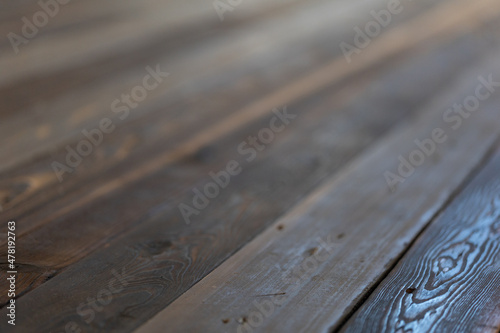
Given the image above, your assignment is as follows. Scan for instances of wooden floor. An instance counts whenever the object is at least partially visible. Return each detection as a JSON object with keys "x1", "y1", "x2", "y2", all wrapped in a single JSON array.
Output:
[{"x1": 1, "y1": 0, "x2": 500, "y2": 332}]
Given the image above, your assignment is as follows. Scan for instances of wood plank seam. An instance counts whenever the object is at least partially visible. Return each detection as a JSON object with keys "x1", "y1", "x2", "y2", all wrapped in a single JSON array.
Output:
[
  {"x1": 339, "y1": 143, "x2": 500, "y2": 332},
  {"x1": 332, "y1": 135, "x2": 500, "y2": 333}
]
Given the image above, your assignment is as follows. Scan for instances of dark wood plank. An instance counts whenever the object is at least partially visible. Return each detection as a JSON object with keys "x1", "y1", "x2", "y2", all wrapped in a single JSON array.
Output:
[{"x1": 339, "y1": 145, "x2": 500, "y2": 333}]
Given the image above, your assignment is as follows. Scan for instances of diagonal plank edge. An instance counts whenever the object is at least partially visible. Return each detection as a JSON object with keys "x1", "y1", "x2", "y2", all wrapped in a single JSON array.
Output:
[{"x1": 340, "y1": 145, "x2": 500, "y2": 333}]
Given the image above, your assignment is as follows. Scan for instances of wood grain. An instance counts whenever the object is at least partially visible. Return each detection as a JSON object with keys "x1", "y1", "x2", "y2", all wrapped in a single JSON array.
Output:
[{"x1": 340, "y1": 147, "x2": 500, "y2": 333}]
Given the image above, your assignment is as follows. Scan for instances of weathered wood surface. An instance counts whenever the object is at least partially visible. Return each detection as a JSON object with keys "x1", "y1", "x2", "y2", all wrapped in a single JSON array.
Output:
[
  {"x1": 0, "y1": 0, "x2": 499, "y2": 332},
  {"x1": 341, "y1": 147, "x2": 500, "y2": 333},
  {"x1": 0, "y1": 0, "x2": 484, "y2": 316},
  {"x1": 133, "y1": 51, "x2": 500, "y2": 333}
]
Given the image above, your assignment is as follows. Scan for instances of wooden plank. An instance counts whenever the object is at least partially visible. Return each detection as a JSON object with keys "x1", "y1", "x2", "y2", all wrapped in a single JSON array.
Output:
[
  {"x1": 340, "y1": 146, "x2": 500, "y2": 333},
  {"x1": 131, "y1": 50, "x2": 500, "y2": 333},
  {"x1": 3, "y1": 26, "x2": 500, "y2": 333}
]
